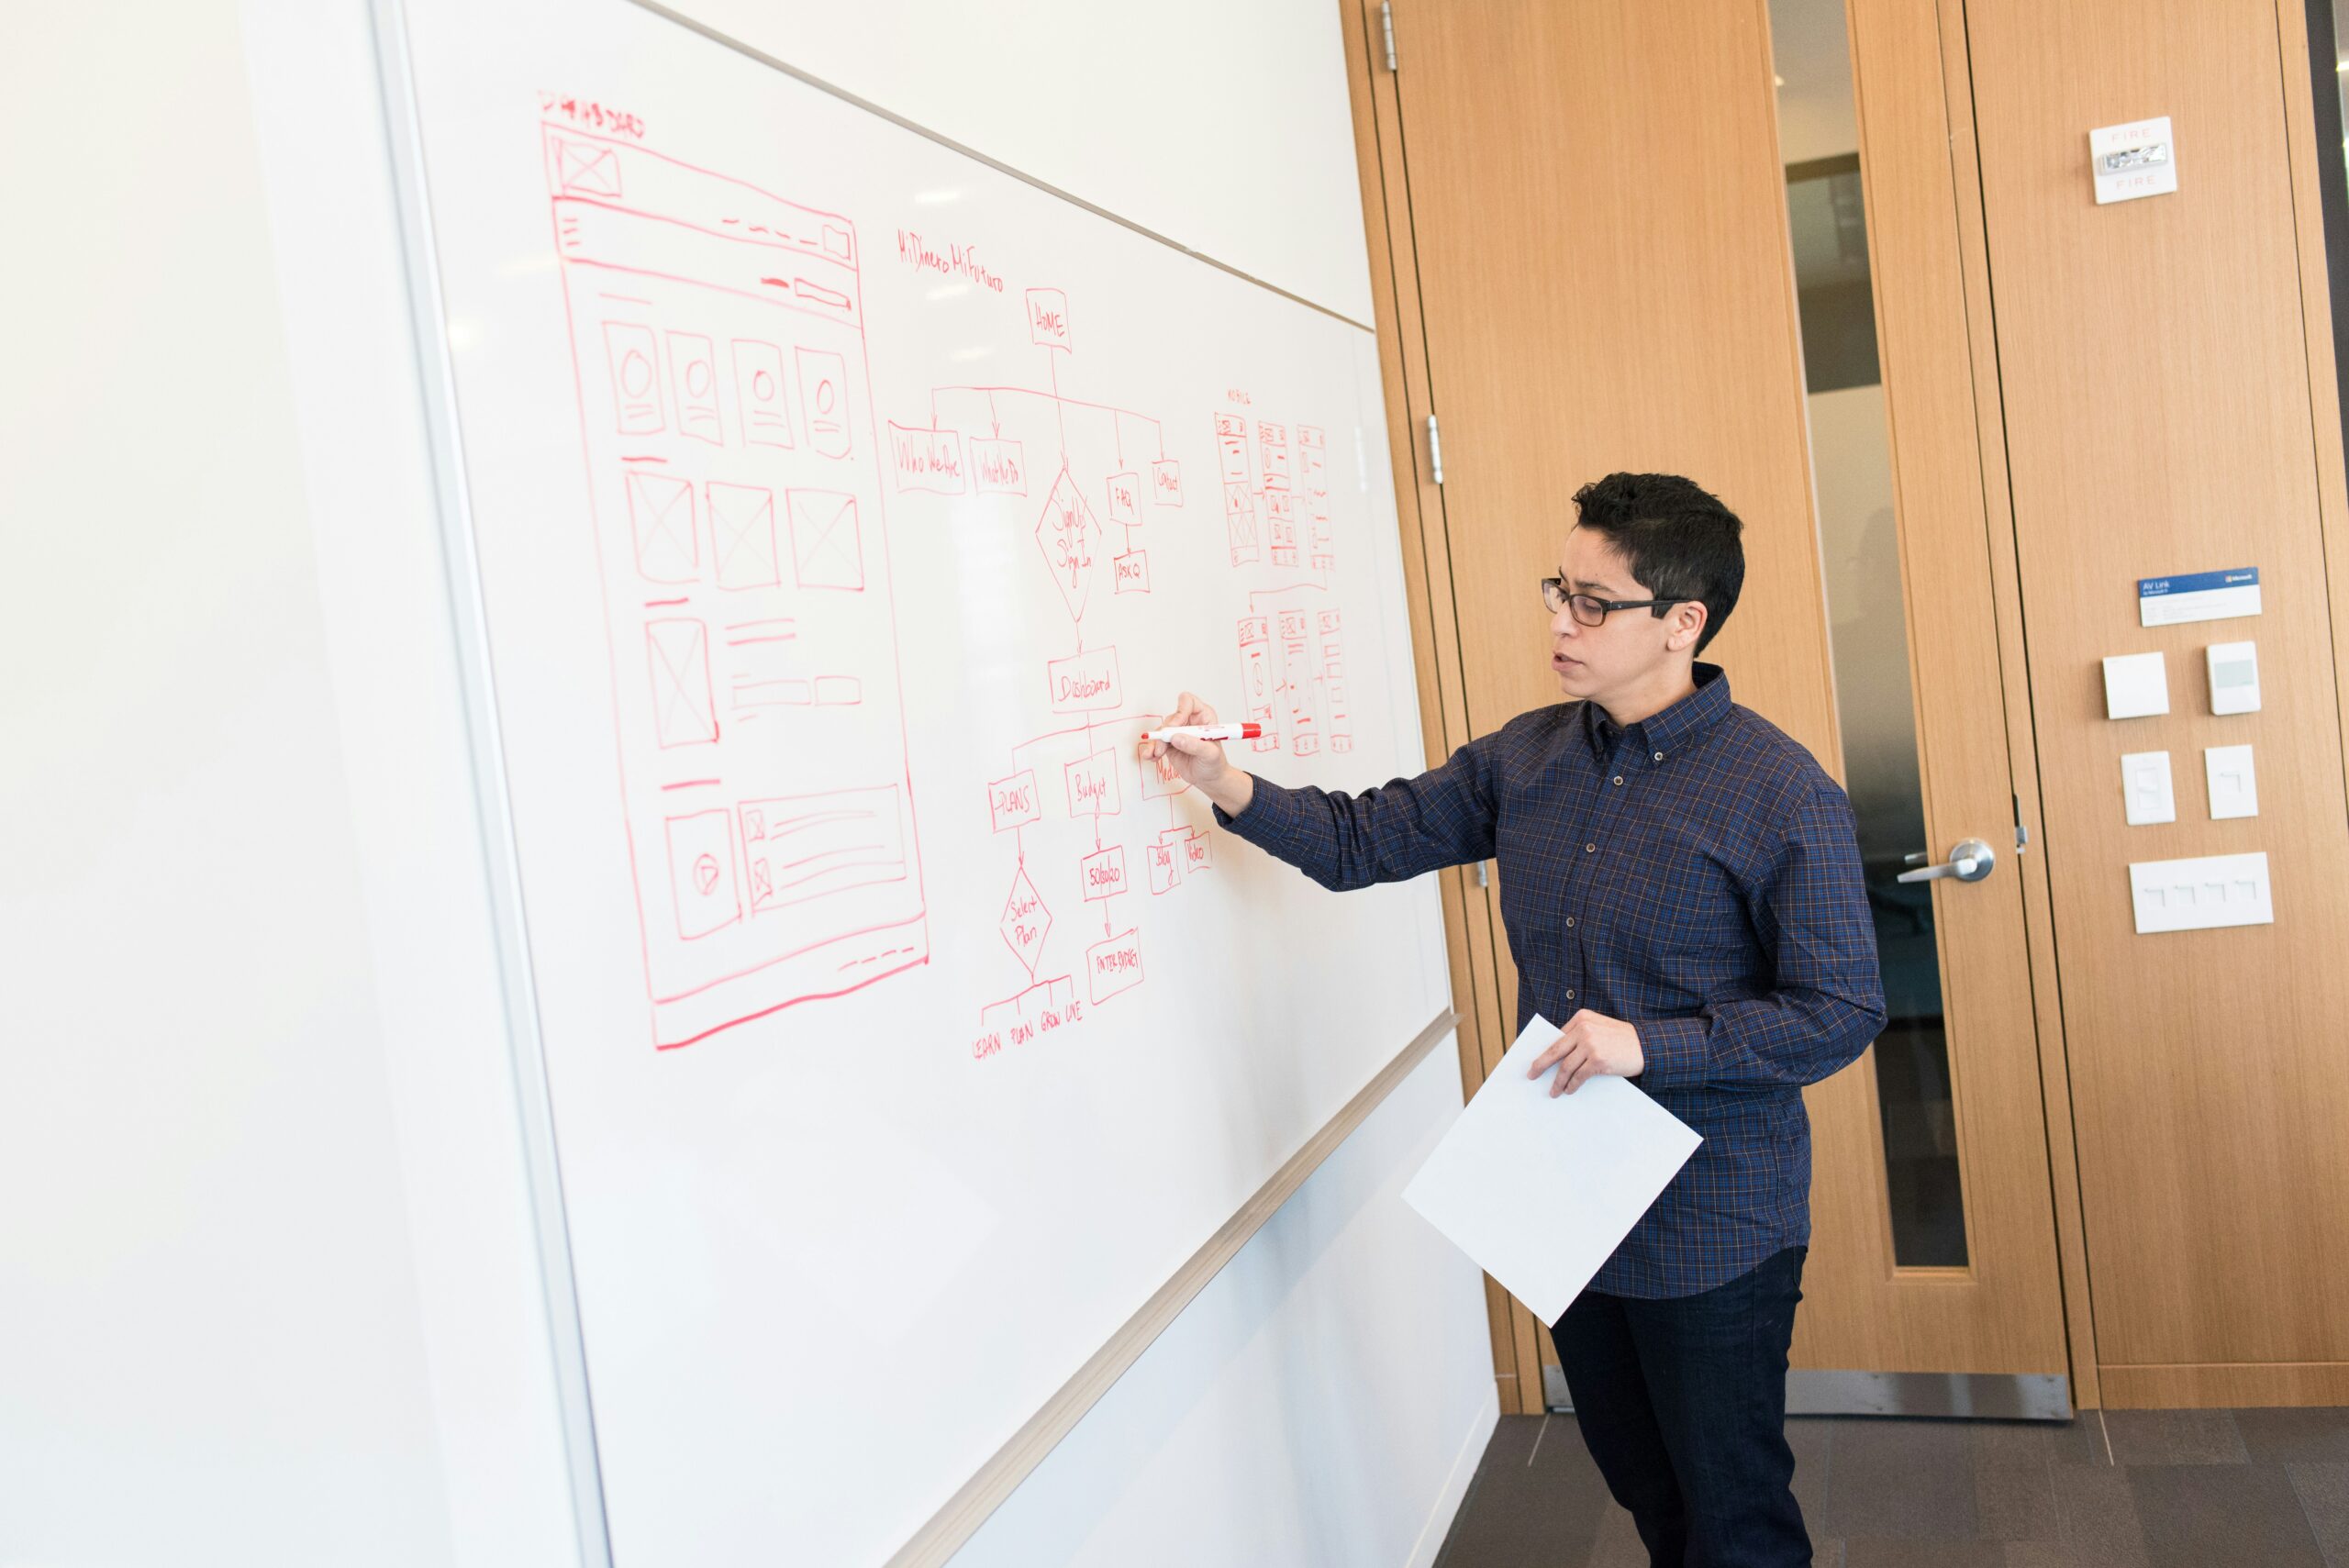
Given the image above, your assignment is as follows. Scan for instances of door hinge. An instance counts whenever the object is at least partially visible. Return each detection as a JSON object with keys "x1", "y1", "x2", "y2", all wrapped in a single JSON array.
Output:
[
  {"x1": 1474, "y1": 860, "x2": 1488, "y2": 888},
  {"x1": 1427, "y1": 412, "x2": 1444, "y2": 485},
  {"x1": 1382, "y1": 1, "x2": 1397, "y2": 71}
]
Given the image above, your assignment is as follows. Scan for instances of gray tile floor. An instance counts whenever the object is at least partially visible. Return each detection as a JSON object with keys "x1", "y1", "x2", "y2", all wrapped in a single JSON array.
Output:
[{"x1": 1433, "y1": 1408, "x2": 2349, "y2": 1567}]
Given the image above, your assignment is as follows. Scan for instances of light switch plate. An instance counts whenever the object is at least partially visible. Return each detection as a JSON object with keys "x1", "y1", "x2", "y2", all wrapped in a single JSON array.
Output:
[
  {"x1": 2129, "y1": 851, "x2": 2273, "y2": 934},
  {"x1": 2103, "y1": 651, "x2": 2170, "y2": 719},
  {"x1": 2121, "y1": 750, "x2": 2176, "y2": 825},
  {"x1": 2207, "y1": 640, "x2": 2260, "y2": 715},
  {"x1": 2205, "y1": 744, "x2": 2258, "y2": 819}
]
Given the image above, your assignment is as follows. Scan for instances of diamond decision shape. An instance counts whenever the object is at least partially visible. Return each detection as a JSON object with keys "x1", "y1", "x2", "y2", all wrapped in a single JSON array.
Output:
[
  {"x1": 999, "y1": 864, "x2": 1052, "y2": 976},
  {"x1": 1034, "y1": 466, "x2": 1102, "y2": 621}
]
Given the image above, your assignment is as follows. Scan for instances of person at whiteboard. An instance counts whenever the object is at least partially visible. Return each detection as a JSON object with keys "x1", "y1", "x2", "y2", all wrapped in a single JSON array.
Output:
[{"x1": 1142, "y1": 472, "x2": 1883, "y2": 1567}]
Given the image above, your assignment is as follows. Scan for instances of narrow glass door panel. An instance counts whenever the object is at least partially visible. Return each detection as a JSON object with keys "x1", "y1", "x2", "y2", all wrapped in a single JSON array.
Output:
[{"x1": 1773, "y1": 0, "x2": 1966, "y2": 1267}]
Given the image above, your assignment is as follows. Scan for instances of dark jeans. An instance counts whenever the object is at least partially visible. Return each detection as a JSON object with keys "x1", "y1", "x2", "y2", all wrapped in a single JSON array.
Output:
[{"x1": 1549, "y1": 1246, "x2": 1809, "y2": 1568}]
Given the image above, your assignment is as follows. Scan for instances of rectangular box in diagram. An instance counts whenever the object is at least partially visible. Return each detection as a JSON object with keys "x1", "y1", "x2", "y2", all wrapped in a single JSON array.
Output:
[
  {"x1": 1080, "y1": 845, "x2": 1129, "y2": 902},
  {"x1": 1214, "y1": 412, "x2": 1257, "y2": 565},
  {"x1": 1064, "y1": 749, "x2": 1121, "y2": 817},
  {"x1": 1279, "y1": 609, "x2": 1317, "y2": 751},
  {"x1": 1147, "y1": 830, "x2": 1186, "y2": 895},
  {"x1": 988, "y1": 770, "x2": 1041, "y2": 832},
  {"x1": 625, "y1": 469, "x2": 697, "y2": 582},
  {"x1": 645, "y1": 619, "x2": 719, "y2": 748},
  {"x1": 664, "y1": 809, "x2": 742, "y2": 940},
  {"x1": 886, "y1": 422, "x2": 966, "y2": 494},
  {"x1": 1237, "y1": 614, "x2": 1277, "y2": 751},
  {"x1": 1138, "y1": 751, "x2": 1188, "y2": 800},
  {"x1": 1086, "y1": 928, "x2": 1145, "y2": 1004},
  {"x1": 1213, "y1": 414, "x2": 1251, "y2": 481},
  {"x1": 1266, "y1": 489, "x2": 1297, "y2": 566},
  {"x1": 1222, "y1": 484, "x2": 1257, "y2": 565},
  {"x1": 1257, "y1": 420, "x2": 1289, "y2": 486},
  {"x1": 1046, "y1": 646, "x2": 1122, "y2": 713},
  {"x1": 973, "y1": 438, "x2": 1027, "y2": 495},
  {"x1": 1105, "y1": 471, "x2": 1141, "y2": 526},
  {"x1": 732, "y1": 338, "x2": 795, "y2": 447},
  {"x1": 669, "y1": 331, "x2": 722, "y2": 443},
  {"x1": 1319, "y1": 608, "x2": 1352, "y2": 751}
]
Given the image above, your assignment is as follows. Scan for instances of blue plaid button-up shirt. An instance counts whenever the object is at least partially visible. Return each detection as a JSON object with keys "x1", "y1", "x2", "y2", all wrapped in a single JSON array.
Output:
[{"x1": 1218, "y1": 662, "x2": 1885, "y2": 1300}]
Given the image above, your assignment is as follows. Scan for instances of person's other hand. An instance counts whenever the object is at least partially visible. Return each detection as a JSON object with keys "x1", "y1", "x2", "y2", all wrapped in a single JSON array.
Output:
[{"x1": 1527, "y1": 1009, "x2": 1644, "y2": 1096}]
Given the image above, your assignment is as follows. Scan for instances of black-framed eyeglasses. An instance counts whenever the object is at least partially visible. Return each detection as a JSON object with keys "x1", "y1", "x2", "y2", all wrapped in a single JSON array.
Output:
[{"x1": 1540, "y1": 576, "x2": 1688, "y2": 627}]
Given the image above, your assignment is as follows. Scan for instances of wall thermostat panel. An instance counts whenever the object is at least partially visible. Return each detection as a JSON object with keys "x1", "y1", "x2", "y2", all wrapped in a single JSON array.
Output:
[{"x1": 2207, "y1": 640, "x2": 2259, "y2": 715}]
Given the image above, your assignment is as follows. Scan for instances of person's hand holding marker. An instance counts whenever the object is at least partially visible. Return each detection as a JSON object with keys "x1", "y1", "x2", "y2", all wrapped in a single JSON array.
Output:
[
  {"x1": 1138, "y1": 693, "x2": 1257, "y2": 818},
  {"x1": 1527, "y1": 1009, "x2": 1645, "y2": 1095}
]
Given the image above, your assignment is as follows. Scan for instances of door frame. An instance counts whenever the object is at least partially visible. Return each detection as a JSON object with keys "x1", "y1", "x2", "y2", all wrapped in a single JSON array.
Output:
[{"x1": 1338, "y1": 0, "x2": 1559, "y2": 1415}]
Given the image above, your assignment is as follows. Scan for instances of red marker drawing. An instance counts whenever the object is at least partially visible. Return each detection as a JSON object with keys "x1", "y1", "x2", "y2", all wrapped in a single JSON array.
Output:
[{"x1": 1140, "y1": 722, "x2": 1262, "y2": 743}]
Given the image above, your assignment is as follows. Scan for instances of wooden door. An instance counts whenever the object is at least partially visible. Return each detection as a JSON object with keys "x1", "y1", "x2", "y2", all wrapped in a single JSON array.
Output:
[
  {"x1": 1963, "y1": 0, "x2": 2349, "y2": 1407},
  {"x1": 1345, "y1": 0, "x2": 2076, "y2": 1407}
]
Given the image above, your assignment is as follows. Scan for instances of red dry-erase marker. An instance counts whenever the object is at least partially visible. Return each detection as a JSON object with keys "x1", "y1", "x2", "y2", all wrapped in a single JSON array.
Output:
[{"x1": 1140, "y1": 722, "x2": 1262, "y2": 743}]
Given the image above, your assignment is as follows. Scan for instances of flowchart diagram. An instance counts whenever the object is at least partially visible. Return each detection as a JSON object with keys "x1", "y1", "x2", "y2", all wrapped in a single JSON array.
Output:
[
  {"x1": 882, "y1": 291, "x2": 1359, "y2": 1062},
  {"x1": 538, "y1": 113, "x2": 1367, "y2": 1055}
]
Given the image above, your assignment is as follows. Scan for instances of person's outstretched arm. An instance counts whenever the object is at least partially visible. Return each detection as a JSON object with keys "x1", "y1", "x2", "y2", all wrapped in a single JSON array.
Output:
[{"x1": 1140, "y1": 691, "x2": 1496, "y2": 892}]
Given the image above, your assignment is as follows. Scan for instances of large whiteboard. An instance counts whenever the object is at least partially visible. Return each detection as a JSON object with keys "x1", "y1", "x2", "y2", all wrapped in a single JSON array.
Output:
[{"x1": 389, "y1": 1, "x2": 1451, "y2": 1561}]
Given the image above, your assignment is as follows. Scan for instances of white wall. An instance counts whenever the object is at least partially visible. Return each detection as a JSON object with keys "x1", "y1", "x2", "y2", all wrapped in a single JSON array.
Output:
[
  {"x1": 0, "y1": 2, "x2": 1492, "y2": 1564},
  {"x1": 0, "y1": 6, "x2": 469, "y2": 1563}
]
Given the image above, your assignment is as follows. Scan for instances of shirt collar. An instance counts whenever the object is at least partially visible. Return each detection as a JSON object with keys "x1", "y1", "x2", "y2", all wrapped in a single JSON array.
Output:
[{"x1": 1579, "y1": 662, "x2": 1732, "y2": 762}]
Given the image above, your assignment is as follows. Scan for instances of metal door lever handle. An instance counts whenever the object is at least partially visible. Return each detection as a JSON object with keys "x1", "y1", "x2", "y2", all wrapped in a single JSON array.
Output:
[{"x1": 1897, "y1": 837, "x2": 1997, "y2": 884}]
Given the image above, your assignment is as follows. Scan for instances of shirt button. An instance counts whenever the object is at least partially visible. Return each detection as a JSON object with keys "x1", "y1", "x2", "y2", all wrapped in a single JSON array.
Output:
[
  {"x1": 1565, "y1": 917, "x2": 1576, "y2": 928},
  {"x1": 1565, "y1": 989, "x2": 1576, "y2": 1000},
  {"x1": 1653, "y1": 751, "x2": 1664, "y2": 762},
  {"x1": 1611, "y1": 775, "x2": 1624, "y2": 786},
  {"x1": 1585, "y1": 842, "x2": 1597, "y2": 853}
]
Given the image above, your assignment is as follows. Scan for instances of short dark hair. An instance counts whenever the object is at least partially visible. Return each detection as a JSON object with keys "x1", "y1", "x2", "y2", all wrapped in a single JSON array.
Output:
[{"x1": 1568, "y1": 473, "x2": 1745, "y2": 655}]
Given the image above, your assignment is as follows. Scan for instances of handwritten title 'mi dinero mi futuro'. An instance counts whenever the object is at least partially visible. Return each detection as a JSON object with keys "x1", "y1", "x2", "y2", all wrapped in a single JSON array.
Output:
[{"x1": 896, "y1": 228, "x2": 1006, "y2": 294}]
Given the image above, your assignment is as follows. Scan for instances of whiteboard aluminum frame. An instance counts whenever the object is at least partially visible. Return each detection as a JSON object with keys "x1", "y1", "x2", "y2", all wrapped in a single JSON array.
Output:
[
  {"x1": 363, "y1": 2, "x2": 1443, "y2": 1562},
  {"x1": 367, "y1": 2, "x2": 615, "y2": 1563}
]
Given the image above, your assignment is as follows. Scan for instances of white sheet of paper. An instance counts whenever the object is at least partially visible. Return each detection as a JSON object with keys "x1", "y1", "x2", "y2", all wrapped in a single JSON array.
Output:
[{"x1": 1401, "y1": 1014, "x2": 1702, "y2": 1324}]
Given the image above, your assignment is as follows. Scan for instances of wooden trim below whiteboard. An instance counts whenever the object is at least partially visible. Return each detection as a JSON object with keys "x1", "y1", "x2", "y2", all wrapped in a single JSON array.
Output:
[{"x1": 885, "y1": 1005, "x2": 1460, "y2": 1568}]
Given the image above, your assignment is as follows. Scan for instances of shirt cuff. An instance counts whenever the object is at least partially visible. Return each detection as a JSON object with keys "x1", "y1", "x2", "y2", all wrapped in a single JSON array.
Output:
[{"x1": 1634, "y1": 1015, "x2": 1709, "y2": 1091}]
